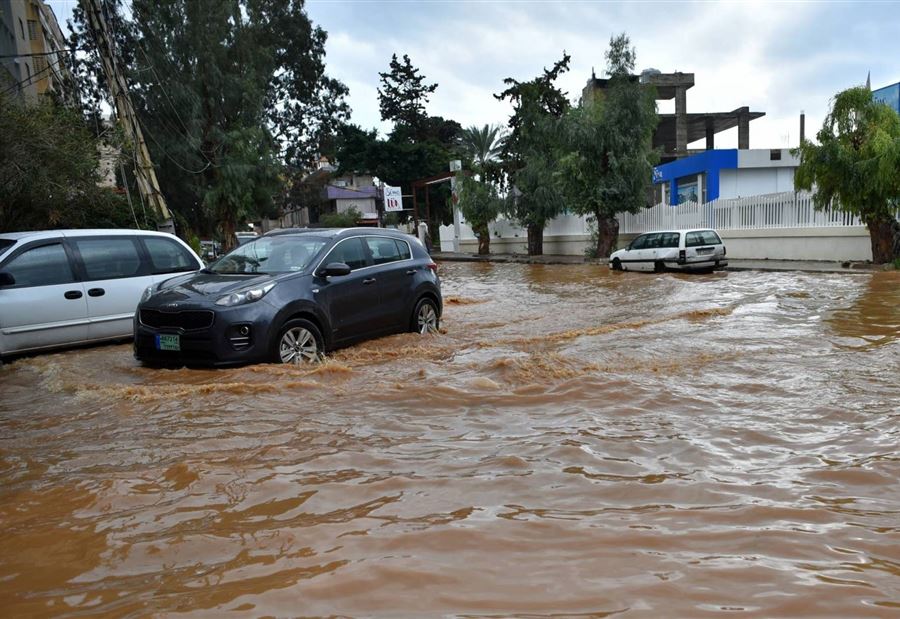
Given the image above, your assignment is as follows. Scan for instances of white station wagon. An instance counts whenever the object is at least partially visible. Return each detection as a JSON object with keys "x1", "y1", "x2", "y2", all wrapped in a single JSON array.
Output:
[
  {"x1": 609, "y1": 229, "x2": 728, "y2": 273},
  {"x1": 0, "y1": 229, "x2": 203, "y2": 359}
]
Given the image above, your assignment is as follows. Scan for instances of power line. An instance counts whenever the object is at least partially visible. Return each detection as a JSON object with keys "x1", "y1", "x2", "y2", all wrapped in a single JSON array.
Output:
[
  {"x1": 131, "y1": 33, "x2": 216, "y2": 169},
  {"x1": 0, "y1": 48, "x2": 81, "y2": 59},
  {"x1": 0, "y1": 60, "x2": 57, "y2": 96}
]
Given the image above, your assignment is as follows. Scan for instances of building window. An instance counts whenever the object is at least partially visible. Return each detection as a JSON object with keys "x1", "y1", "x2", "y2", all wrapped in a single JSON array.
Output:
[
  {"x1": 770, "y1": 149, "x2": 782, "y2": 161},
  {"x1": 27, "y1": 19, "x2": 38, "y2": 41},
  {"x1": 652, "y1": 182, "x2": 666, "y2": 205},
  {"x1": 33, "y1": 56, "x2": 46, "y2": 74},
  {"x1": 677, "y1": 175, "x2": 699, "y2": 204}
]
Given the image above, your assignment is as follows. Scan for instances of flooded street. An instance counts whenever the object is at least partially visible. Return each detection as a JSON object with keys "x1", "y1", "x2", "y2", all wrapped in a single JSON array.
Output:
[{"x1": 1, "y1": 263, "x2": 898, "y2": 617}]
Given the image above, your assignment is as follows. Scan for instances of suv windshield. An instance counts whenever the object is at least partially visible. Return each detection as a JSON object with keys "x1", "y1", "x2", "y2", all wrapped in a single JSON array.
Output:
[
  {"x1": 210, "y1": 236, "x2": 327, "y2": 274},
  {"x1": 0, "y1": 239, "x2": 16, "y2": 256}
]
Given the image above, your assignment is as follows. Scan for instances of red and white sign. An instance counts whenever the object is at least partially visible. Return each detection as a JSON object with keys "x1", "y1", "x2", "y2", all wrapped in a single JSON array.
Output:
[{"x1": 383, "y1": 185, "x2": 403, "y2": 212}]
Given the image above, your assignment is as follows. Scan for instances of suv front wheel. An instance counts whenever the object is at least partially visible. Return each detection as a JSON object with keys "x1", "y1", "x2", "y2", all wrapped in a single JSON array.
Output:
[
  {"x1": 272, "y1": 318, "x2": 323, "y2": 365},
  {"x1": 411, "y1": 297, "x2": 440, "y2": 334}
]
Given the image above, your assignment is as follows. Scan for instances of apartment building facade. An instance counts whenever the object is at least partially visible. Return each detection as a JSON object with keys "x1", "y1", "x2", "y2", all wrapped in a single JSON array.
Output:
[{"x1": 1, "y1": 0, "x2": 74, "y2": 102}]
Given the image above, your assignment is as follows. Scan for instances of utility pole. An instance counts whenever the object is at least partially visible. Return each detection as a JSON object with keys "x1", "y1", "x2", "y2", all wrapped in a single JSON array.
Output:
[{"x1": 79, "y1": 0, "x2": 174, "y2": 233}]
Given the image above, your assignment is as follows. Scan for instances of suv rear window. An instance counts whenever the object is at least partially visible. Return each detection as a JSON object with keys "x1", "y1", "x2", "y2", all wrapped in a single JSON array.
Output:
[{"x1": 685, "y1": 230, "x2": 722, "y2": 247}]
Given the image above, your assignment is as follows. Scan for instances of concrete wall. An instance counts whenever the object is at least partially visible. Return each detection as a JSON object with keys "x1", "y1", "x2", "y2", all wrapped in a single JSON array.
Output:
[
  {"x1": 719, "y1": 227, "x2": 872, "y2": 261},
  {"x1": 336, "y1": 198, "x2": 376, "y2": 216},
  {"x1": 444, "y1": 224, "x2": 874, "y2": 262}
]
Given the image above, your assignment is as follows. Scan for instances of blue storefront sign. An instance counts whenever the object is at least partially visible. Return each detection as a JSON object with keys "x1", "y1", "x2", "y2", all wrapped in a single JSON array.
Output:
[{"x1": 652, "y1": 149, "x2": 738, "y2": 205}]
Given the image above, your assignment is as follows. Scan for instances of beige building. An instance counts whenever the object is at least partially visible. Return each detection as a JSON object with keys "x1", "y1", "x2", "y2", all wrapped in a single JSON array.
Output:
[{"x1": 1, "y1": 0, "x2": 74, "y2": 102}]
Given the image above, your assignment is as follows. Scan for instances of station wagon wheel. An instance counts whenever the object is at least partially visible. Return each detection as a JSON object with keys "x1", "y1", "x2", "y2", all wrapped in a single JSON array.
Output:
[
  {"x1": 611, "y1": 258, "x2": 622, "y2": 271},
  {"x1": 411, "y1": 297, "x2": 440, "y2": 334},
  {"x1": 272, "y1": 318, "x2": 323, "y2": 365}
]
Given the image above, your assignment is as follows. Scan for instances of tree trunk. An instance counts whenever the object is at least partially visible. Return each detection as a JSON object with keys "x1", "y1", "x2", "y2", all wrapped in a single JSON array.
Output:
[
  {"x1": 527, "y1": 223, "x2": 543, "y2": 255},
  {"x1": 866, "y1": 216, "x2": 900, "y2": 264},
  {"x1": 475, "y1": 224, "x2": 490, "y2": 255},
  {"x1": 221, "y1": 217, "x2": 236, "y2": 253},
  {"x1": 595, "y1": 215, "x2": 619, "y2": 258}
]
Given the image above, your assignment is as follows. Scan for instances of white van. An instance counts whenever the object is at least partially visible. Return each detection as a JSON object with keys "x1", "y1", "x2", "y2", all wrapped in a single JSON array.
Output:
[
  {"x1": 609, "y1": 229, "x2": 728, "y2": 273},
  {"x1": 0, "y1": 229, "x2": 202, "y2": 358}
]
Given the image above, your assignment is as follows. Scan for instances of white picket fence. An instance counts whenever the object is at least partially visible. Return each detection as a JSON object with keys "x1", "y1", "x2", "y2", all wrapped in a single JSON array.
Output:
[{"x1": 619, "y1": 191, "x2": 867, "y2": 234}]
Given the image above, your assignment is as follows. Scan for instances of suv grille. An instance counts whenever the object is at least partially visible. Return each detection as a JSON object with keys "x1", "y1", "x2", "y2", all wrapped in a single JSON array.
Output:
[{"x1": 140, "y1": 309, "x2": 214, "y2": 331}]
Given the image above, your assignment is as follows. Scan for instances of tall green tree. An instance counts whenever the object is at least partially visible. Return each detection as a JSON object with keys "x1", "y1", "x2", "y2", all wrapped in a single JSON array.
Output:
[
  {"x1": 496, "y1": 53, "x2": 571, "y2": 254},
  {"x1": 70, "y1": 0, "x2": 350, "y2": 247},
  {"x1": 794, "y1": 87, "x2": 900, "y2": 263},
  {"x1": 454, "y1": 125, "x2": 506, "y2": 254},
  {"x1": 456, "y1": 173, "x2": 502, "y2": 255},
  {"x1": 557, "y1": 34, "x2": 658, "y2": 257},
  {"x1": 378, "y1": 53, "x2": 438, "y2": 135},
  {"x1": 0, "y1": 94, "x2": 149, "y2": 232}
]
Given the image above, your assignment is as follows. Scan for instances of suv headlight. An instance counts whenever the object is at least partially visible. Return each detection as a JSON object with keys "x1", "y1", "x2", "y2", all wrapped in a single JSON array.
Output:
[
  {"x1": 140, "y1": 284, "x2": 155, "y2": 303},
  {"x1": 215, "y1": 282, "x2": 276, "y2": 307}
]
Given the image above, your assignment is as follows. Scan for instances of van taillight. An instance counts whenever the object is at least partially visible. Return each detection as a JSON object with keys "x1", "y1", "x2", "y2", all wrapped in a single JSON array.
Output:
[
  {"x1": 678, "y1": 250, "x2": 686, "y2": 264},
  {"x1": 427, "y1": 262, "x2": 438, "y2": 272}
]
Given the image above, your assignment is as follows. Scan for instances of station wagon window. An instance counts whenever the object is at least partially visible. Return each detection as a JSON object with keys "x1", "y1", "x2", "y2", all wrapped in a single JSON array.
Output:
[
  {"x1": 143, "y1": 237, "x2": 197, "y2": 274},
  {"x1": 323, "y1": 238, "x2": 367, "y2": 270},
  {"x1": 630, "y1": 234, "x2": 649, "y2": 250},
  {"x1": 657, "y1": 232, "x2": 680, "y2": 248},
  {"x1": 685, "y1": 230, "x2": 722, "y2": 247},
  {"x1": 2, "y1": 243, "x2": 74, "y2": 287},
  {"x1": 366, "y1": 237, "x2": 403, "y2": 265}
]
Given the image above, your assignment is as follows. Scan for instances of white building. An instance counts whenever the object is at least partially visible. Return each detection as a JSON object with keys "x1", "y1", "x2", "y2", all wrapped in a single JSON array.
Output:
[{"x1": 652, "y1": 148, "x2": 800, "y2": 205}]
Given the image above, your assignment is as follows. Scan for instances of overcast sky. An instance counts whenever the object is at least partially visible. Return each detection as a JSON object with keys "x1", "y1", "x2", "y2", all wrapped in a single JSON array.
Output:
[{"x1": 49, "y1": 0, "x2": 900, "y2": 150}]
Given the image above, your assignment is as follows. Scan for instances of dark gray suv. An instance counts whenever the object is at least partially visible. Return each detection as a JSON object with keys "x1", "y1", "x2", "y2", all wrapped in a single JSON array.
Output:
[{"x1": 134, "y1": 228, "x2": 442, "y2": 366}]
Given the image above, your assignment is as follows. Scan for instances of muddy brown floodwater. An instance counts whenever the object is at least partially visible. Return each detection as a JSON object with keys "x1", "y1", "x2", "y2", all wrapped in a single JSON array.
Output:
[{"x1": 1, "y1": 263, "x2": 899, "y2": 618}]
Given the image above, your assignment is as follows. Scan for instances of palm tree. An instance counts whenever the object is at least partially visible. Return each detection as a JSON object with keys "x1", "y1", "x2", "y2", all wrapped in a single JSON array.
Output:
[{"x1": 459, "y1": 124, "x2": 505, "y2": 173}]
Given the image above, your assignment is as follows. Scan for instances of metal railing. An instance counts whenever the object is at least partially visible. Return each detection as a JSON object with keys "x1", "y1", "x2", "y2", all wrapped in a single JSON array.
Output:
[{"x1": 619, "y1": 191, "x2": 872, "y2": 233}]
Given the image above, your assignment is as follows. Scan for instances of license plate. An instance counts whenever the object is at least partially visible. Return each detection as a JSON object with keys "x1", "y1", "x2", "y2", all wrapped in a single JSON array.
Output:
[
  {"x1": 155, "y1": 334, "x2": 180, "y2": 351},
  {"x1": 697, "y1": 247, "x2": 713, "y2": 254}
]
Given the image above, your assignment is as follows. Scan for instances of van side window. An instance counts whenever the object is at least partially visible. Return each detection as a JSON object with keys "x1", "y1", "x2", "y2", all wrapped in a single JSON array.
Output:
[
  {"x1": 2, "y1": 243, "x2": 74, "y2": 287},
  {"x1": 143, "y1": 237, "x2": 197, "y2": 274},
  {"x1": 631, "y1": 235, "x2": 648, "y2": 250},
  {"x1": 324, "y1": 238, "x2": 367, "y2": 270},
  {"x1": 366, "y1": 237, "x2": 402, "y2": 265},
  {"x1": 74, "y1": 238, "x2": 143, "y2": 280}
]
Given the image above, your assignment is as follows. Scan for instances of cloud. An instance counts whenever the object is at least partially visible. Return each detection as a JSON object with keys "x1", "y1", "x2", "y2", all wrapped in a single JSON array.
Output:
[{"x1": 308, "y1": 0, "x2": 899, "y2": 149}]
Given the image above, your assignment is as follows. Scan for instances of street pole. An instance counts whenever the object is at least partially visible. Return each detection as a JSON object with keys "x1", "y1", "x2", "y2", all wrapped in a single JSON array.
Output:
[{"x1": 79, "y1": 0, "x2": 174, "y2": 234}]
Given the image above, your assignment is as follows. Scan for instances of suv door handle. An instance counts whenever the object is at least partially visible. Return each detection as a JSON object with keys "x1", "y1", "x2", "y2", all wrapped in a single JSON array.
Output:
[
  {"x1": 362, "y1": 278, "x2": 376, "y2": 285},
  {"x1": 64, "y1": 290, "x2": 83, "y2": 300},
  {"x1": 405, "y1": 269, "x2": 416, "y2": 275},
  {"x1": 88, "y1": 288, "x2": 105, "y2": 297}
]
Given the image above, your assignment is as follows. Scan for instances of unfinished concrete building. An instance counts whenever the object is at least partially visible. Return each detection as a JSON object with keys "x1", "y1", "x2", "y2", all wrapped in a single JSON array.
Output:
[{"x1": 581, "y1": 71, "x2": 764, "y2": 163}]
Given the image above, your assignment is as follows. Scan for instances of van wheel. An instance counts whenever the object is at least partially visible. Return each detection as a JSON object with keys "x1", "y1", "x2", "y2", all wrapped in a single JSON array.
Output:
[
  {"x1": 272, "y1": 318, "x2": 323, "y2": 365},
  {"x1": 411, "y1": 297, "x2": 440, "y2": 334},
  {"x1": 654, "y1": 260, "x2": 665, "y2": 273},
  {"x1": 611, "y1": 258, "x2": 622, "y2": 271}
]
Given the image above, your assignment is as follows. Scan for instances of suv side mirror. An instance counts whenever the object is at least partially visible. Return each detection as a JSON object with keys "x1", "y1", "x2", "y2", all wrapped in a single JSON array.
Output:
[
  {"x1": 0, "y1": 272, "x2": 14, "y2": 287},
  {"x1": 317, "y1": 262, "x2": 351, "y2": 277}
]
